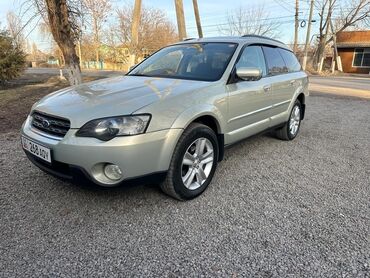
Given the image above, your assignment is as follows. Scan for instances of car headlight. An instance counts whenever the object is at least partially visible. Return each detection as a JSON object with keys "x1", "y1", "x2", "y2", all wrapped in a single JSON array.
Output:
[{"x1": 76, "y1": 114, "x2": 151, "y2": 141}]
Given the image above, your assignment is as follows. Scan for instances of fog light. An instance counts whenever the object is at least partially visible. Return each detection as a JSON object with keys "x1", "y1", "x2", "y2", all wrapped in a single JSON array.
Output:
[{"x1": 104, "y1": 164, "x2": 122, "y2": 181}]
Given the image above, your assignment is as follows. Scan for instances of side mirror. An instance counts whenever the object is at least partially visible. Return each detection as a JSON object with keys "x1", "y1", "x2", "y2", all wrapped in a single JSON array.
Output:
[{"x1": 236, "y1": 67, "x2": 262, "y2": 81}]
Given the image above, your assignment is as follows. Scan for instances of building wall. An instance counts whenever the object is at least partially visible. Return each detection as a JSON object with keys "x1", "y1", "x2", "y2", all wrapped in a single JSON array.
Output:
[
  {"x1": 338, "y1": 48, "x2": 370, "y2": 74},
  {"x1": 336, "y1": 31, "x2": 370, "y2": 74},
  {"x1": 337, "y1": 31, "x2": 370, "y2": 44}
]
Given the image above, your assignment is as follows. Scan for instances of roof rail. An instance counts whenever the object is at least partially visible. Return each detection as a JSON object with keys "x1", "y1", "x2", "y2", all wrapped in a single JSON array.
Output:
[
  {"x1": 241, "y1": 34, "x2": 285, "y2": 45},
  {"x1": 183, "y1": 37, "x2": 196, "y2": 41}
]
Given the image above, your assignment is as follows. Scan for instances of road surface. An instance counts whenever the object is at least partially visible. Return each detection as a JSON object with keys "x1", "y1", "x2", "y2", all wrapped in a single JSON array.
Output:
[
  {"x1": 309, "y1": 75, "x2": 370, "y2": 99},
  {"x1": 1, "y1": 94, "x2": 369, "y2": 277},
  {"x1": 1, "y1": 69, "x2": 370, "y2": 276}
]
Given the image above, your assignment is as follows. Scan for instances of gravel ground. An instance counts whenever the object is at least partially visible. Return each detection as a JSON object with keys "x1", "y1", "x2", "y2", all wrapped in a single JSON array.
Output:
[{"x1": 0, "y1": 94, "x2": 369, "y2": 277}]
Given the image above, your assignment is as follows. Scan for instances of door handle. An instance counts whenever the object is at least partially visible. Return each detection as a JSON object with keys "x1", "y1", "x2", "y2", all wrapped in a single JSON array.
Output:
[
  {"x1": 290, "y1": 80, "x2": 296, "y2": 86},
  {"x1": 263, "y1": 85, "x2": 272, "y2": 92}
]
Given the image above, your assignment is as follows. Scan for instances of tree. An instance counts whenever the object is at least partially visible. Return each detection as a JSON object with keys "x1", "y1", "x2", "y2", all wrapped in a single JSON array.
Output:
[
  {"x1": 34, "y1": 0, "x2": 82, "y2": 85},
  {"x1": 365, "y1": 15, "x2": 370, "y2": 28},
  {"x1": 80, "y1": 34, "x2": 100, "y2": 63},
  {"x1": 6, "y1": 12, "x2": 26, "y2": 49},
  {"x1": 116, "y1": 4, "x2": 177, "y2": 60},
  {"x1": 38, "y1": 21, "x2": 63, "y2": 65},
  {"x1": 103, "y1": 25, "x2": 129, "y2": 65},
  {"x1": 314, "y1": 0, "x2": 335, "y2": 70},
  {"x1": 83, "y1": 0, "x2": 111, "y2": 68},
  {"x1": 218, "y1": 5, "x2": 281, "y2": 38},
  {"x1": 314, "y1": 0, "x2": 370, "y2": 70},
  {"x1": 0, "y1": 30, "x2": 26, "y2": 85},
  {"x1": 332, "y1": 0, "x2": 370, "y2": 35}
]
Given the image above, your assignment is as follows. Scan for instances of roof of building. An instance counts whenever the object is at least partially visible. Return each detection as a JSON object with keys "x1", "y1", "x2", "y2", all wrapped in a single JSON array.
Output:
[
  {"x1": 336, "y1": 30, "x2": 370, "y2": 48},
  {"x1": 337, "y1": 42, "x2": 370, "y2": 48}
]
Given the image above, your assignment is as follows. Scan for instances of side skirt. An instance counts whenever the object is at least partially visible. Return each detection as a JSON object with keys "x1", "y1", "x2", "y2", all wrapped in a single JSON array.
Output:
[{"x1": 224, "y1": 122, "x2": 286, "y2": 150}]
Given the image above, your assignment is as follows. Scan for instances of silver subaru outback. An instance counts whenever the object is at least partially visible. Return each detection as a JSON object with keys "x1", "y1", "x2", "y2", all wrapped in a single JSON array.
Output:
[{"x1": 21, "y1": 35, "x2": 309, "y2": 200}]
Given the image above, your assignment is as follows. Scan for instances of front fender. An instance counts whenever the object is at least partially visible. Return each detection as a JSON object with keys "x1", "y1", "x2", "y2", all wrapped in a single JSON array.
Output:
[{"x1": 170, "y1": 104, "x2": 226, "y2": 134}]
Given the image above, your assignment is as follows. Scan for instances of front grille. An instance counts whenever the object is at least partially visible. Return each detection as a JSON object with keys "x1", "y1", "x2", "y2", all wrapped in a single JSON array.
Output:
[{"x1": 31, "y1": 111, "x2": 70, "y2": 137}]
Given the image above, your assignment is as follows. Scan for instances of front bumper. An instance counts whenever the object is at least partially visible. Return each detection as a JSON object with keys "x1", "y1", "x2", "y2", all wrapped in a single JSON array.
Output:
[{"x1": 21, "y1": 116, "x2": 182, "y2": 186}]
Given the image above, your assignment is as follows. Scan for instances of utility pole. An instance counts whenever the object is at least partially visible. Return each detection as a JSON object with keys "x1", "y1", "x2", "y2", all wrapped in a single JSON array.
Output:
[
  {"x1": 130, "y1": 0, "x2": 142, "y2": 66},
  {"x1": 192, "y1": 0, "x2": 203, "y2": 38},
  {"x1": 175, "y1": 0, "x2": 187, "y2": 40},
  {"x1": 294, "y1": 0, "x2": 299, "y2": 53},
  {"x1": 302, "y1": 0, "x2": 314, "y2": 70}
]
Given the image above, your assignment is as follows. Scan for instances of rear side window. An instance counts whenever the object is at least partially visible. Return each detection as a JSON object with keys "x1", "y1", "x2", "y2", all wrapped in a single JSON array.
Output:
[
  {"x1": 262, "y1": 46, "x2": 287, "y2": 75},
  {"x1": 278, "y1": 48, "x2": 301, "y2": 72}
]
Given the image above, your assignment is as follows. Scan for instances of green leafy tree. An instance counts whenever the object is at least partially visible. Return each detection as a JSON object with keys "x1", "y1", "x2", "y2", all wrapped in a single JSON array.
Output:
[{"x1": 0, "y1": 30, "x2": 26, "y2": 85}]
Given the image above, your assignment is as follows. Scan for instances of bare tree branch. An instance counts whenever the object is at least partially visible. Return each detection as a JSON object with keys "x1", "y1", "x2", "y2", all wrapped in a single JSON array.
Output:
[
  {"x1": 83, "y1": 0, "x2": 111, "y2": 67},
  {"x1": 313, "y1": 0, "x2": 369, "y2": 71},
  {"x1": 217, "y1": 5, "x2": 282, "y2": 38},
  {"x1": 330, "y1": 0, "x2": 370, "y2": 40},
  {"x1": 116, "y1": 4, "x2": 177, "y2": 58},
  {"x1": 6, "y1": 12, "x2": 26, "y2": 49}
]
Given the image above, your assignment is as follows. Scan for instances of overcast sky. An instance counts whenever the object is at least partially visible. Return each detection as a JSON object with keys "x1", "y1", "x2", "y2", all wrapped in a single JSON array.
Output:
[{"x1": 0, "y1": 0, "x2": 317, "y2": 51}]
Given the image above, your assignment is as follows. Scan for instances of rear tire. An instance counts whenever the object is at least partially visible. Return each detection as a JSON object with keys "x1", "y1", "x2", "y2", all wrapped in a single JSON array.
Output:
[
  {"x1": 275, "y1": 99, "x2": 302, "y2": 141},
  {"x1": 160, "y1": 123, "x2": 219, "y2": 200}
]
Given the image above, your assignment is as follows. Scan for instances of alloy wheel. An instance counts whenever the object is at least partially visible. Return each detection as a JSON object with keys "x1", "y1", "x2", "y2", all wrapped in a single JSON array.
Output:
[
  {"x1": 289, "y1": 105, "x2": 301, "y2": 136},
  {"x1": 181, "y1": 138, "x2": 214, "y2": 190}
]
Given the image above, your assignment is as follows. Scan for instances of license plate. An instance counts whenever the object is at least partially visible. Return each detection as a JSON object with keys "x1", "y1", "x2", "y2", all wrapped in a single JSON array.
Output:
[{"x1": 22, "y1": 136, "x2": 51, "y2": 163}]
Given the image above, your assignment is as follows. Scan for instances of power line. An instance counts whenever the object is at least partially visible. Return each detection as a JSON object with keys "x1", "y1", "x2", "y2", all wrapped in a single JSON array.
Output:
[
  {"x1": 272, "y1": 0, "x2": 293, "y2": 13},
  {"x1": 186, "y1": 14, "x2": 297, "y2": 30},
  {"x1": 186, "y1": 14, "x2": 345, "y2": 34},
  {"x1": 185, "y1": 4, "x2": 359, "y2": 29}
]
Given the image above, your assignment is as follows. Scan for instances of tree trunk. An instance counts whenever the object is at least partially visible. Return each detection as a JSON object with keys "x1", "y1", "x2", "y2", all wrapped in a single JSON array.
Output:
[
  {"x1": 314, "y1": 36, "x2": 326, "y2": 70},
  {"x1": 315, "y1": 0, "x2": 333, "y2": 73},
  {"x1": 45, "y1": 0, "x2": 82, "y2": 85},
  {"x1": 93, "y1": 18, "x2": 100, "y2": 69},
  {"x1": 63, "y1": 46, "x2": 82, "y2": 85}
]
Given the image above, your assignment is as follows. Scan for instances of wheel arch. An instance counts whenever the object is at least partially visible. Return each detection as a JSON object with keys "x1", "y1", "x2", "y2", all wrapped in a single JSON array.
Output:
[
  {"x1": 191, "y1": 115, "x2": 225, "y2": 162},
  {"x1": 171, "y1": 106, "x2": 226, "y2": 161},
  {"x1": 296, "y1": 92, "x2": 306, "y2": 120}
]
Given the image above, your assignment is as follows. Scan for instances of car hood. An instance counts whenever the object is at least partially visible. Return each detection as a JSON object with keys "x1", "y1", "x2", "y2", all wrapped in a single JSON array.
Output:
[{"x1": 33, "y1": 76, "x2": 211, "y2": 128}]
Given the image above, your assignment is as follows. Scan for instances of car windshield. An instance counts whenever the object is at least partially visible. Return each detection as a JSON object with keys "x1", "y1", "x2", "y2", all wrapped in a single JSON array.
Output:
[{"x1": 128, "y1": 43, "x2": 238, "y2": 82}]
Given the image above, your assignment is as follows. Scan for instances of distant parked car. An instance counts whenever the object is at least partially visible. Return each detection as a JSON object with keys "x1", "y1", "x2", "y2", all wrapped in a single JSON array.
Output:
[{"x1": 21, "y1": 35, "x2": 309, "y2": 200}]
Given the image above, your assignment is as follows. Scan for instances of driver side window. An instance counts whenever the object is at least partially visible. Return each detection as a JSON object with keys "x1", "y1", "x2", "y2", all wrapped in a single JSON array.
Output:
[{"x1": 236, "y1": 46, "x2": 267, "y2": 77}]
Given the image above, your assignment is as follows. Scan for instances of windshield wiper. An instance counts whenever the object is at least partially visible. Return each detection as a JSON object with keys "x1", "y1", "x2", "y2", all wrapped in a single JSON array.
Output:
[{"x1": 128, "y1": 73, "x2": 150, "y2": 77}]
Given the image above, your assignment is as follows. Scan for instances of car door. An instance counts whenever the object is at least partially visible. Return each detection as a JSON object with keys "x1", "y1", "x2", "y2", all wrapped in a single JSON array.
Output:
[
  {"x1": 262, "y1": 46, "x2": 298, "y2": 126},
  {"x1": 225, "y1": 45, "x2": 272, "y2": 144},
  {"x1": 276, "y1": 48, "x2": 303, "y2": 112}
]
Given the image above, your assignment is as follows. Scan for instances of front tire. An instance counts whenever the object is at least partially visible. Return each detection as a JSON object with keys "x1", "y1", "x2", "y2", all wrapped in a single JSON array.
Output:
[
  {"x1": 160, "y1": 123, "x2": 219, "y2": 200},
  {"x1": 275, "y1": 99, "x2": 302, "y2": 140}
]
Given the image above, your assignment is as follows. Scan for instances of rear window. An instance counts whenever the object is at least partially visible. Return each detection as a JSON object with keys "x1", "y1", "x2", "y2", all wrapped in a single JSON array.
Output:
[
  {"x1": 262, "y1": 46, "x2": 288, "y2": 75},
  {"x1": 278, "y1": 48, "x2": 301, "y2": 72}
]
